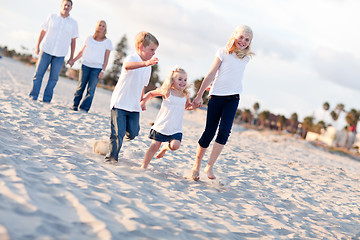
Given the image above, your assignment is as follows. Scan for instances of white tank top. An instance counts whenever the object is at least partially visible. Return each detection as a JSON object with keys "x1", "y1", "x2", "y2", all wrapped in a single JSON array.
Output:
[{"x1": 151, "y1": 92, "x2": 186, "y2": 135}]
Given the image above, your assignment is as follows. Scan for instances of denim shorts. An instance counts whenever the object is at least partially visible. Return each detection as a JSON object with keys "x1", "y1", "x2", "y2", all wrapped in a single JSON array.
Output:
[{"x1": 149, "y1": 129, "x2": 182, "y2": 142}]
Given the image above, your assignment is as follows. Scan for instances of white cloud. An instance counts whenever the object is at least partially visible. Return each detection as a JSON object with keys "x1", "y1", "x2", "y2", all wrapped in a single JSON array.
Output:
[
  {"x1": 312, "y1": 47, "x2": 360, "y2": 90},
  {"x1": 9, "y1": 30, "x2": 35, "y2": 42},
  {"x1": 254, "y1": 32, "x2": 302, "y2": 61}
]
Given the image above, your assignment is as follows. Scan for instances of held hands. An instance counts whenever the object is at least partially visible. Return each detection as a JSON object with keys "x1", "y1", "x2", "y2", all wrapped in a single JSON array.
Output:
[
  {"x1": 192, "y1": 95, "x2": 203, "y2": 108},
  {"x1": 140, "y1": 99, "x2": 147, "y2": 111},
  {"x1": 67, "y1": 58, "x2": 75, "y2": 67},
  {"x1": 98, "y1": 71, "x2": 104, "y2": 79},
  {"x1": 185, "y1": 102, "x2": 196, "y2": 110},
  {"x1": 145, "y1": 57, "x2": 159, "y2": 67}
]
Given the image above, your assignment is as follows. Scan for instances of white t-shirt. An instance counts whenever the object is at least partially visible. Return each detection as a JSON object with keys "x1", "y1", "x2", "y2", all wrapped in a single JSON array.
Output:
[
  {"x1": 152, "y1": 92, "x2": 187, "y2": 135},
  {"x1": 209, "y1": 47, "x2": 250, "y2": 96},
  {"x1": 82, "y1": 36, "x2": 112, "y2": 69},
  {"x1": 110, "y1": 53, "x2": 151, "y2": 112},
  {"x1": 41, "y1": 13, "x2": 79, "y2": 57}
]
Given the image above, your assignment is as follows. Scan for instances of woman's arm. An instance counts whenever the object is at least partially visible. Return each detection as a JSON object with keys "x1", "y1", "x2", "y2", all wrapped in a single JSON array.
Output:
[
  {"x1": 67, "y1": 44, "x2": 86, "y2": 67},
  {"x1": 99, "y1": 49, "x2": 111, "y2": 79}
]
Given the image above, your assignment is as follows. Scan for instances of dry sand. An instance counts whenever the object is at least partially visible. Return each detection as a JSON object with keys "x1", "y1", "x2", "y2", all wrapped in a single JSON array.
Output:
[{"x1": 1, "y1": 57, "x2": 360, "y2": 239}]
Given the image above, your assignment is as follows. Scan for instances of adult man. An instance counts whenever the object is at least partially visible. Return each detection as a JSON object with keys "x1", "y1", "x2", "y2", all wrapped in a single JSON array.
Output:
[{"x1": 29, "y1": 0, "x2": 78, "y2": 103}]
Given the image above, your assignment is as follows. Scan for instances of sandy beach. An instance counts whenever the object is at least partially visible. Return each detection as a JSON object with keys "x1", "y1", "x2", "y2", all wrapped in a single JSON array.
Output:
[{"x1": 1, "y1": 57, "x2": 360, "y2": 239}]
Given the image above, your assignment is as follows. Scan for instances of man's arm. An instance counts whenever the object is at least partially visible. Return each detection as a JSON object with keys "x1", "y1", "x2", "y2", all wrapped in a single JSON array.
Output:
[
  {"x1": 68, "y1": 38, "x2": 77, "y2": 61},
  {"x1": 35, "y1": 30, "x2": 46, "y2": 55}
]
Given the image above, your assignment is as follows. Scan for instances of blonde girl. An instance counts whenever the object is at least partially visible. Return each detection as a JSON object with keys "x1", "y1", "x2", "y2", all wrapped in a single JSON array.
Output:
[
  {"x1": 140, "y1": 67, "x2": 195, "y2": 169},
  {"x1": 191, "y1": 25, "x2": 254, "y2": 180},
  {"x1": 68, "y1": 20, "x2": 112, "y2": 112}
]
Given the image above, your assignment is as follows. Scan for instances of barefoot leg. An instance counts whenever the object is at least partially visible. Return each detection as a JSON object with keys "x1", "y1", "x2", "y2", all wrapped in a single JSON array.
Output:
[
  {"x1": 141, "y1": 141, "x2": 161, "y2": 169},
  {"x1": 204, "y1": 165, "x2": 216, "y2": 179},
  {"x1": 156, "y1": 145, "x2": 169, "y2": 158},
  {"x1": 156, "y1": 140, "x2": 180, "y2": 158},
  {"x1": 192, "y1": 144, "x2": 207, "y2": 181},
  {"x1": 193, "y1": 144, "x2": 207, "y2": 171},
  {"x1": 204, "y1": 142, "x2": 224, "y2": 179}
]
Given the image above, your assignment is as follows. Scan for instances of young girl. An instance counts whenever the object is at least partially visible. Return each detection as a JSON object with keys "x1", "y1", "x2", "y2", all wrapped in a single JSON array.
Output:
[
  {"x1": 68, "y1": 20, "x2": 112, "y2": 112},
  {"x1": 140, "y1": 67, "x2": 194, "y2": 169},
  {"x1": 191, "y1": 25, "x2": 254, "y2": 180}
]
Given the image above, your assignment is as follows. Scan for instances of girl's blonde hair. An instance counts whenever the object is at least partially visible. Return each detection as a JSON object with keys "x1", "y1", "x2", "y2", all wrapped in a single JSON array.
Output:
[
  {"x1": 93, "y1": 20, "x2": 107, "y2": 40},
  {"x1": 225, "y1": 24, "x2": 254, "y2": 59},
  {"x1": 160, "y1": 67, "x2": 189, "y2": 97}
]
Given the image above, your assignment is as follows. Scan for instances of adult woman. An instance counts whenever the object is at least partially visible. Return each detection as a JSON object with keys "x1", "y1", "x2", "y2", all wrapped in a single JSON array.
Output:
[{"x1": 69, "y1": 20, "x2": 112, "y2": 112}]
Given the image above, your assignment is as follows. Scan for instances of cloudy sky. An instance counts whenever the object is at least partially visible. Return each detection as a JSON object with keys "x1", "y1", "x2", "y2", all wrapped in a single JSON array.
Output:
[{"x1": 1, "y1": 0, "x2": 359, "y2": 130}]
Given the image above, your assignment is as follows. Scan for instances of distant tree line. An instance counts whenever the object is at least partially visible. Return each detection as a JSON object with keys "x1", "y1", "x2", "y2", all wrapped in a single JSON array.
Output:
[{"x1": 0, "y1": 45, "x2": 35, "y2": 64}]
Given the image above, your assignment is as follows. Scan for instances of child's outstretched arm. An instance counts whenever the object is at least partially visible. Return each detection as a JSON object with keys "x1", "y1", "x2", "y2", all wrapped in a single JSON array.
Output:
[
  {"x1": 124, "y1": 57, "x2": 159, "y2": 70},
  {"x1": 140, "y1": 88, "x2": 163, "y2": 111},
  {"x1": 192, "y1": 57, "x2": 222, "y2": 107}
]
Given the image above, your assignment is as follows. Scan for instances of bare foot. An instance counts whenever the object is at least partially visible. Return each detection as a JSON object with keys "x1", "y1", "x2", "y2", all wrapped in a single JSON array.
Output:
[
  {"x1": 104, "y1": 157, "x2": 118, "y2": 165},
  {"x1": 204, "y1": 165, "x2": 216, "y2": 179},
  {"x1": 191, "y1": 169, "x2": 200, "y2": 181},
  {"x1": 156, "y1": 148, "x2": 167, "y2": 158}
]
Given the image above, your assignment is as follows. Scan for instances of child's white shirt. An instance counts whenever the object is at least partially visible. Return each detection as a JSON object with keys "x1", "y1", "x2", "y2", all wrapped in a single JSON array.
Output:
[
  {"x1": 110, "y1": 52, "x2": 151, "y2": 112},
  {"x1": 209, "y1": 47, "x2": 250, "y2": 96},
  {"x1": 152, "y1": 92, "x2": 186, "y2": 135}
]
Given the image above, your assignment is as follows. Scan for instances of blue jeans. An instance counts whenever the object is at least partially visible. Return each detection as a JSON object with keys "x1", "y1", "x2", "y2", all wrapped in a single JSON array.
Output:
[
  {"x1": 29, "y1": 51, "x2": 64, "y2": 102},
  {"x1": 73, "y1": 65, "x2": 101, "y2": 111},
  {"x1": 107, "y1": 108, "x2": 140, "y2": 160},
  {"x1": 198, "y1": 95, "x2": 239, "y2": 148}
]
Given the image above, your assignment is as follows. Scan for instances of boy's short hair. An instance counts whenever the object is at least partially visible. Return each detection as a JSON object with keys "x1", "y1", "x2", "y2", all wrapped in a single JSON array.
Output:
[
  {"x1": 63, "y1": 0, "x2": 73, "y2": 6},
  {"x1": 135, "y1": 31, "x2": 159, "y2": 50}
]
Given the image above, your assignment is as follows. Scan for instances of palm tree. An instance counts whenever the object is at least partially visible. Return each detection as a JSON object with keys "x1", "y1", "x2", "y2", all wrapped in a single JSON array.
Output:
[
  {"x1": 323, "y1": 102, "x2": 330, "y2": 121},
  {"x1": 241, "y1": 109, "x2": 253, "y2": 123},
  {"x1": 235, "y1": 109, "x2": 242, "y2": 123},
  {"x1": 313, "y1": 120, "x2": 326, "y2": 134},
  {"x1": 253, "y1": 102, "x2": 260, "y2": 113},
  {"x1": 323, "y1": 102, "x2": 330, "y2": 111},
  {"x1": 346, "y1": 109, "x2": 360, "y2": 132},
  {"x1": 335, "y1": 103, "x2": 345, "y2": 119},
  {"x1": 258, "y1": 110, "x2": 270, "y2": 128},
  {"x1": 330, "y1": 103, "x2": 345, "y2": 129},
  {"x1": 252, "y1": 102, "x2": 260, "y2": 125},
  {"x1": 302, "y1": 116, "x2": 314, "y2": 138},
  {"x1": 290, "y1": 112, "x2": 298, "y2": 132},
  {"x1": 277, "y1": 115, "x2": 286, "y2": 132},
  {"x1": 330, "y1": 110, "x2": 338, "y2": 121},
  {"x1": 193, "y1": 77, "x2": 208, "y2": 105}
]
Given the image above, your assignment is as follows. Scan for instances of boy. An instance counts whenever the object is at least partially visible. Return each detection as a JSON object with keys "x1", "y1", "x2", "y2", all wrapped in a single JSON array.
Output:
[{"x1": 105, "y1": 31, "x2": 159, "y2": 163}]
